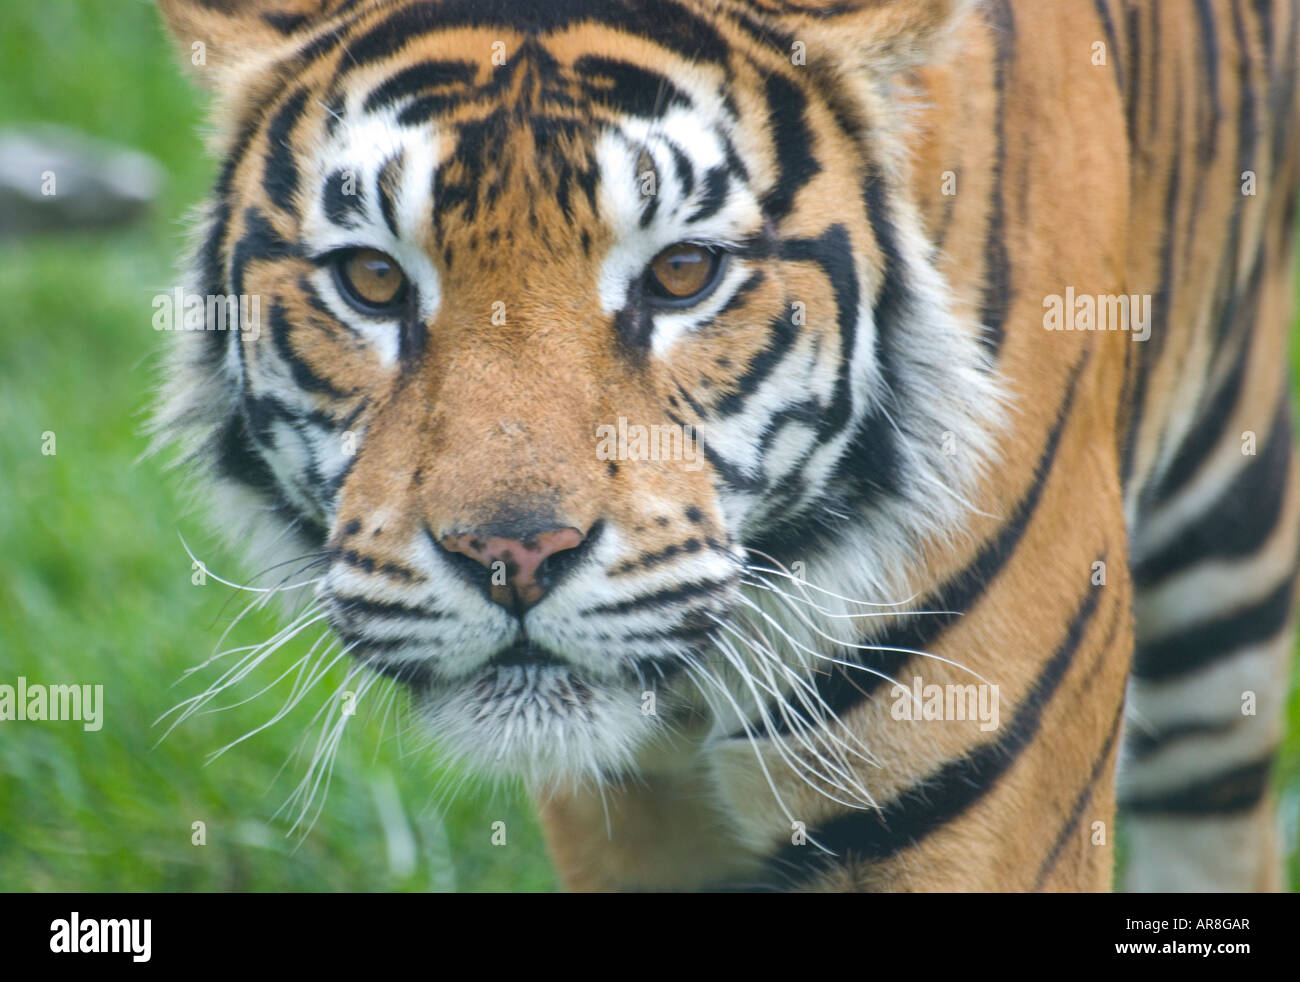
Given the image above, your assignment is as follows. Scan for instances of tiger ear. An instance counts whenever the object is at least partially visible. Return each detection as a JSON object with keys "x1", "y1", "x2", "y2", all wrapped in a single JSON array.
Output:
[
  {"x1": 155, "y1": 0, "x2": 347, "y2": 89},
  {"x1": 761, "y1": 0, "x2": 975, "y2": 74}
]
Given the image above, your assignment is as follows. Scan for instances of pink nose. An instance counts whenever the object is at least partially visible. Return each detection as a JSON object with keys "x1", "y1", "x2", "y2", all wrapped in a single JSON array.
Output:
[{"x1": 440, "y1": 527, "x2": 586, "y2": 611}]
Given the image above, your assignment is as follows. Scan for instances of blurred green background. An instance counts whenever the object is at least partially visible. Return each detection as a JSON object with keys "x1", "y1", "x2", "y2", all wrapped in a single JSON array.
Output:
[{"x1": 0, "y1": 1, "x2": 1297, "y2": 892}]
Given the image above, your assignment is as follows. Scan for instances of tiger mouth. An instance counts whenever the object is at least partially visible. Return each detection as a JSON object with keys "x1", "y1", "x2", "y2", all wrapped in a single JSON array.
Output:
[
  {"x1": 464, "y1": 660, "x2": 597, "y2": 715},
  {"x1": 358, "y1": 633, "x2": 690, "y2": 697},
  {"x1": 488, "y1": 639, "x2": 566, "y2": 669},
  {"x1": 356, "y1": 638, "x2": 570, "y2": 689}
]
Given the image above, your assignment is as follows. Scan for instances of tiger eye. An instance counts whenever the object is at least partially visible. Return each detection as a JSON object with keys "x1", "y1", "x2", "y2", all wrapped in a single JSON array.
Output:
[
  {"x1": 336, "y1": 248, "x2": 408, "y2": 311},
  {"x1": 647, "y1": 244, "x2": 721, "y2": 302}
]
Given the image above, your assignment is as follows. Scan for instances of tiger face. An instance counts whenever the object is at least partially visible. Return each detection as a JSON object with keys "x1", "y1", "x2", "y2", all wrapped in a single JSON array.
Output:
[{"x1": 155, "y1": 0, "x2": 1003, "y2": 786}]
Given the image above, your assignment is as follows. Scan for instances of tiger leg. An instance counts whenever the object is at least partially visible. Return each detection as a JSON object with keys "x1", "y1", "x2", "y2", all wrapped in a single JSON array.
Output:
[{"x1": 1120, "y1": 347, "x2": 1299, "y2": 891}]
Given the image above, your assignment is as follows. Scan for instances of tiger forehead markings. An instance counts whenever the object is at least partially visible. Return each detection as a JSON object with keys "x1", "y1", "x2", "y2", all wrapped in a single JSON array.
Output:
[{"x1": 154, "y1": 0, "x2": 1300, "y2": 892}]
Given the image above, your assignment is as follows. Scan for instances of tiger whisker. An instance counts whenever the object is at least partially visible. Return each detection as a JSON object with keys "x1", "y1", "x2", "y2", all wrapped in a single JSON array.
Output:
[
  {"x1": 199, "y1": 646, "x2": 319, "y2": 716},
  {"x1": 154, "y1": 604, "x2": 329, "y2": 740},
  {"x1": 677, "y1": 658, "x2": 818, "y2": 845},
  {"x1": 279, "y1": 661, "x2": 377, "y2": 841},
  {"x1": 680, "y1": 656, "x2": 843, "y2": 853},
  {"x1": 743, "y1": 573, "x2": 956, "y2": 620},
  {"x1": 710, "y1": 614, "x2": 880, "y2": 771},
  {"x1": 740, "y1": 550, "x2": 920, "y2": 608},
  {"x1": 180, "y1": 555, "x2": 329, "y2": 685},
  {"x1": 722, "y1": 611, "x2": 887, "y2": 780},
  {"x1": 204, "y1": 633, "x2": 351, "y2": 762},
  {"x1": 178, "y1": 531, "x2": 326, "y2": 594},
  {"x1": 696, "y1": 630, "x2": 861, "y2": 803},
  {"x1": 176, "y1": 575, "x2": 322, "y2": 687},
  {"x1": 370, "y1": 675, "x2": 405, "y2": 765},
  {"x1": 166, "y1": 601, "x2": 327, "y2": 707},
  {"x1": 738, "y1": 588, "x2": 997, "y2": 689},
  {"x1": 206, "y1": 553, "x2": 332, "y2": 634},
  {"x1": 731, "y1": 593, "x2": 932, "y2": 703},
  {"x1": 710, "y1": 632, "x2": 878, "y2": 809}
]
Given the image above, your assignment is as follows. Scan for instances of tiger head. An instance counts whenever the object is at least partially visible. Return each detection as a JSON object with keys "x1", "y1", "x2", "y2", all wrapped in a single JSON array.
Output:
[{"x1": 154, "y1": 0, "x2": 1004, "y2": 787}]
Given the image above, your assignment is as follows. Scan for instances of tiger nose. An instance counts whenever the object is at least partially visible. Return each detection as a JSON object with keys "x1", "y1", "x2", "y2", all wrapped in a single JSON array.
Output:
[{"x1": 439, "y1": 527, "x2": 586, "y2": 611}]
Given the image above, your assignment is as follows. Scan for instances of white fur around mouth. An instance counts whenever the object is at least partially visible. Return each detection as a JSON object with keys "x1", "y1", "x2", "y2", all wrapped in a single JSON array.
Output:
[
  {"x1": 413, "y1": 663, "x2": 659, "y2": 785},
  {"x1": 466, "y1": 664, "x2": 596, "y2": 724}
]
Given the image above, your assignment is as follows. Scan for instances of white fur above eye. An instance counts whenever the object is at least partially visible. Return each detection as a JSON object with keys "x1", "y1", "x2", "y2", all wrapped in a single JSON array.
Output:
[
  {"x1": 298, "y1": 107, "x2": 445, "y2": 365},
  {"x1": 592, "y1": 114, "x2": 764, "y2": 348}
]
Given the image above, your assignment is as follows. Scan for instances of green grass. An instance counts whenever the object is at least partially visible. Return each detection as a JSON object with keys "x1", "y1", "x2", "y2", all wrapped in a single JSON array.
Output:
[{"x1": 0, "y1": 0, "x2": 1297, "y2": 892}]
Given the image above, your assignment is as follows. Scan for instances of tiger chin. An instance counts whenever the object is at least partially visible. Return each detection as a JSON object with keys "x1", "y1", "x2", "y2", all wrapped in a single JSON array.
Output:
[{"x1": 152, "y1": 0, "x2": 1300, "y2": 893}]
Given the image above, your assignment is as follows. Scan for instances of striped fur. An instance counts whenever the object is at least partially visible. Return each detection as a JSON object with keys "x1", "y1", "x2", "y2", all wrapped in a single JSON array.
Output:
[{"x1": 153, "y1": 0, "x2": 1300, "y2": 891}]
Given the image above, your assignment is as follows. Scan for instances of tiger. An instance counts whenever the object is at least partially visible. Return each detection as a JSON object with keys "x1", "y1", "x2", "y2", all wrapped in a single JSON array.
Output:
[{"x1": 150, "y1": 0, "x2": 1300, "y2": 892}]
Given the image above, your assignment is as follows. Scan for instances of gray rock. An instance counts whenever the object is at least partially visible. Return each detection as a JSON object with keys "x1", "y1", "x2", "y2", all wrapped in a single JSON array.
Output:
[{"x1": 0, "y1": 124, "x2": 164, "y2": 236}]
